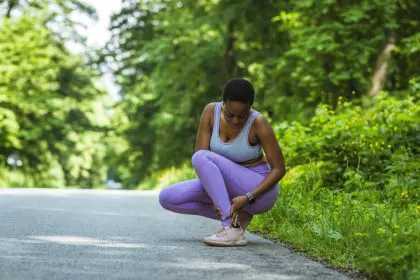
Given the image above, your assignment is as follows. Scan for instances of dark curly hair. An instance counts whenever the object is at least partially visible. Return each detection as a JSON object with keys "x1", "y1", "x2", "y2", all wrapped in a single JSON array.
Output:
[{"x1": 222, "y1": 78, "x2": 255, "y2": 106}]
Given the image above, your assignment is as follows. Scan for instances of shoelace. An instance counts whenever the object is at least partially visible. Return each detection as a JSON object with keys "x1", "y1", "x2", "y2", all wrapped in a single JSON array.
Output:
[
  {"x1": 214, "y1": 227, "x2": 226, "y2": 234},
  {"x1": 231, "y1": 211, "x2": 240, "y2": 228},
  {"x1": 213, "y1": 211, "x2": 241, "y2": 235}
]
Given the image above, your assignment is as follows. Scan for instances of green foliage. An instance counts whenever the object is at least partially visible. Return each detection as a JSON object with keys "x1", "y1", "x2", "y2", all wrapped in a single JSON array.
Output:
[
  {"x1": 138, "y1": 162, "x2": 196, "y2": 190},
  {"x1": 275, "y1": 92, "x2": 419, "y2": 196},
  {"x1": 0, "y1": 7, "x2": 110, "y2": 188}
]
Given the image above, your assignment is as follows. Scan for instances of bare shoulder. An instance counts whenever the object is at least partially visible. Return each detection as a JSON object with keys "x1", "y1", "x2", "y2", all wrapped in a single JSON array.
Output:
[
  {"x1": 202, "y1": 102, "x2": 217, "y2": 117},
  {"x1": 252, "y1": 113, "x2": 277, "y2": 140},
  {"x1": 201, "y1": 102, "x2": 217, "y2": 127},
  {"x1": 203, "y1": 102, "x2": 217, "y2": 113},
  {"x1": 253, "y1": 113, "x2": 272, "y2": 130}
]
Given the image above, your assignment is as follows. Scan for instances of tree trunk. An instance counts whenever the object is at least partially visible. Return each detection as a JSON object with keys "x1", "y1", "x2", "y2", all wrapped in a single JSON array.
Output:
[
  {"x1": 5, "y1": 0, "x2": 18, "y2": 18},
  {"x1": 224, "y1": 19, "x2": 236, "y2": 80},
  {"x1": 368, "y1": 30, "x2": 396, "y2": 96},
  {"x1": 323, "y1": 56, "x2": 339, "y2": 108}
]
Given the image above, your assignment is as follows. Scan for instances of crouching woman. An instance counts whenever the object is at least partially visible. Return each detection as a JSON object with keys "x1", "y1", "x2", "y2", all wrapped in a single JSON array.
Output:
[{"x1": 159, "y1": 78, "x2": 286, "y2": 246}]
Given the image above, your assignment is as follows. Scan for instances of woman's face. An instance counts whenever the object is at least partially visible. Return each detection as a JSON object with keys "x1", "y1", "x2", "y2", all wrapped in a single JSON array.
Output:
[{"x1": 222, "y1": 100, "x2": 251, "y2": 130}]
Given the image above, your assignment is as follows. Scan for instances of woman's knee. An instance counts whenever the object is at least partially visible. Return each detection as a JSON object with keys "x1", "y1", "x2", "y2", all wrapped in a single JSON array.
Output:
[
  {"x1": 191, "y1": 150, "x2": 214, "y2": 168},
  {"x1": 159, "y1": 180, "x2": 203, "y2": 210},
  {"x1": 159, "y1": 187, "x2": 174, "y2": 210}
]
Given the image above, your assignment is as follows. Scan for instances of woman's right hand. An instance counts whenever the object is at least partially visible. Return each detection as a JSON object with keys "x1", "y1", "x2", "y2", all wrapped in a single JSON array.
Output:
[
  {"x1": 213, "y1": 205, "x2": 222, "y2": 219},
  {"x1": 213, "y1": 205, "x2": 240, "y2": 227}
]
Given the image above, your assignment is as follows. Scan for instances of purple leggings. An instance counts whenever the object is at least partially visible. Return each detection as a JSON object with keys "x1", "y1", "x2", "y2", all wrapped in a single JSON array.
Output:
[{"x1": 159, "y1": 150, "x2": 280, "y2": 227}]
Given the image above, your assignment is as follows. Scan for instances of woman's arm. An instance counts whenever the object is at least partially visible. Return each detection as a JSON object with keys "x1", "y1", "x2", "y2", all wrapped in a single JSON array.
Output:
[
  {"x1": 194, "y1": 103, "x2": 213, "y2": 152},
  {"x1": 250, "y1": 115, "x2": 286, "y2": 198}
]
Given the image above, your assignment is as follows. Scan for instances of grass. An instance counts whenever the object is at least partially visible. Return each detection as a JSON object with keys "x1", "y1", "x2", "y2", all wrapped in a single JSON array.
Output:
[{"x1": 249, "y1": 163, "x2": 420, "y2": 280}]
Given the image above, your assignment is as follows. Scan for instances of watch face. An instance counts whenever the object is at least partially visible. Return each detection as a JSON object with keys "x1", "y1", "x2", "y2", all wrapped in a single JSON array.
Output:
[
  {"x1": 246, "y1": 192, "x2": 255, "y2": 204},
  {"x1": 246, "y1": 192, "x2": 253, "y2": 200}
]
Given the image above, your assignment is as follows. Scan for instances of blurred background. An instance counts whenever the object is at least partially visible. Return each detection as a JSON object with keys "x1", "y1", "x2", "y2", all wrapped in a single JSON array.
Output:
[{"x1": 0, "y1": 0, "x2": 418, "y2": 190}]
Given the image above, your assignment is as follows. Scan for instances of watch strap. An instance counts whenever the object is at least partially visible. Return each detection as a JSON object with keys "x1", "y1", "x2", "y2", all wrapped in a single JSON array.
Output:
[{"x1": 245, "y1": 192, "x2": 255, "y2": 204}]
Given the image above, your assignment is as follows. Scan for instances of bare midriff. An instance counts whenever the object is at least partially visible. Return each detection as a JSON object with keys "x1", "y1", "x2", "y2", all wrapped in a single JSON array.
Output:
[{"x1": 238, "y1": 155, "x2": 268, "y2": 167}]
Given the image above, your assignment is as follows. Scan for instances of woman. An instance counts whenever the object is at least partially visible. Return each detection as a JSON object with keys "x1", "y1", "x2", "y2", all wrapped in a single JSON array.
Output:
[{"x1": 159, "y1": 78, "x2": 286, "y2": 246}]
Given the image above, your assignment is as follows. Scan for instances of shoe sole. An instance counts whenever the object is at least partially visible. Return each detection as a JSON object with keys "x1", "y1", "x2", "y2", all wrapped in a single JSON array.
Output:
[{"x1": 203, "y1": 238, "x2": 248, "y2": 247}]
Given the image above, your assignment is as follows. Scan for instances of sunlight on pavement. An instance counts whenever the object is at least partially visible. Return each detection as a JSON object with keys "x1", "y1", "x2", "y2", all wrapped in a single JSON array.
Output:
[{"x1": 29, "y1": 235, "x2": 147, "y2": 248}]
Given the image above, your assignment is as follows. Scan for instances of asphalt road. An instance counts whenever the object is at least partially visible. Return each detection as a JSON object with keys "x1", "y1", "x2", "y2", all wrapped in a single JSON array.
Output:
[{"x1": 0, "y1": 188, "x2": 352, "y2": 280}]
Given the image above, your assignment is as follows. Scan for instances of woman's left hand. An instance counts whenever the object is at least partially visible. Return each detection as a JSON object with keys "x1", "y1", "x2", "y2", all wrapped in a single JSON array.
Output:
[{"x1": 226, "y1": 195, "x2": 248, "y2": 218}]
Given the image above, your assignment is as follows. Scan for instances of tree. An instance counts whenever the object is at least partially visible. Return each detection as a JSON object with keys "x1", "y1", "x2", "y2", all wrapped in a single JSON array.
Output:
[{"x1": 0, "y1": 3, "x2": 110, "y2": 187}]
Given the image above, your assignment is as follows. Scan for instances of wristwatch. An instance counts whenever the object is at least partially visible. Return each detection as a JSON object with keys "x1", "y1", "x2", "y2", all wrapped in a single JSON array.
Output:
[{"x1": 245, "y1": 192, "x2": 256, "y2": 205}]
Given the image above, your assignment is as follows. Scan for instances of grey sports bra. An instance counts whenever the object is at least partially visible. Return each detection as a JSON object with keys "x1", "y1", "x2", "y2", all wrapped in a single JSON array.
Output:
[{"x1": 210, "y1": 102, "x2": 263, "y2": 163}]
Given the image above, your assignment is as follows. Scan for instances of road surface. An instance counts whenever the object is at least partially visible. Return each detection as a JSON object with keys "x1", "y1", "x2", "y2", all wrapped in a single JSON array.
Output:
[{"x1": 0, "y1": 188, "x2": 352, "y2": 280}]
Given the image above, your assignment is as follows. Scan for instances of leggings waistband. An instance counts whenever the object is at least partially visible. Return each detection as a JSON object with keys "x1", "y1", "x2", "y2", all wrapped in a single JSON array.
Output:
[{"x1": 247, "y1": 163, "x2": 271, "y2": 175}]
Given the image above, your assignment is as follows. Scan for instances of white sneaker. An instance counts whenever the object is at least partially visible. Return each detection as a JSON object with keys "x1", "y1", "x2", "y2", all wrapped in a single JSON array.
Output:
[{"x1": 203, "y1": 226, "x2": 247, "y2": 246}]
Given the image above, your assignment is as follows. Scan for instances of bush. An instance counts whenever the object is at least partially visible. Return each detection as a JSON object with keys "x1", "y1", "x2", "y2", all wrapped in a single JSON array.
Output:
[{"x1": 275, "y1": 92, "x2": 419, "y2": 199}]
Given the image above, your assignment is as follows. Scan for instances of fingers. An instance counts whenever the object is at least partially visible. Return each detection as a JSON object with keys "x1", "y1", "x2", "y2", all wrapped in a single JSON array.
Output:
[
  {"x1": 214, "y1": 204, "x2": 238, "y2": 219},
  {"x1": 213, "y1": 205, "x2": 222, "y2": 218},
  {"x1": 225, "y1": 206, "x2": 237, "y2": 219}
]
